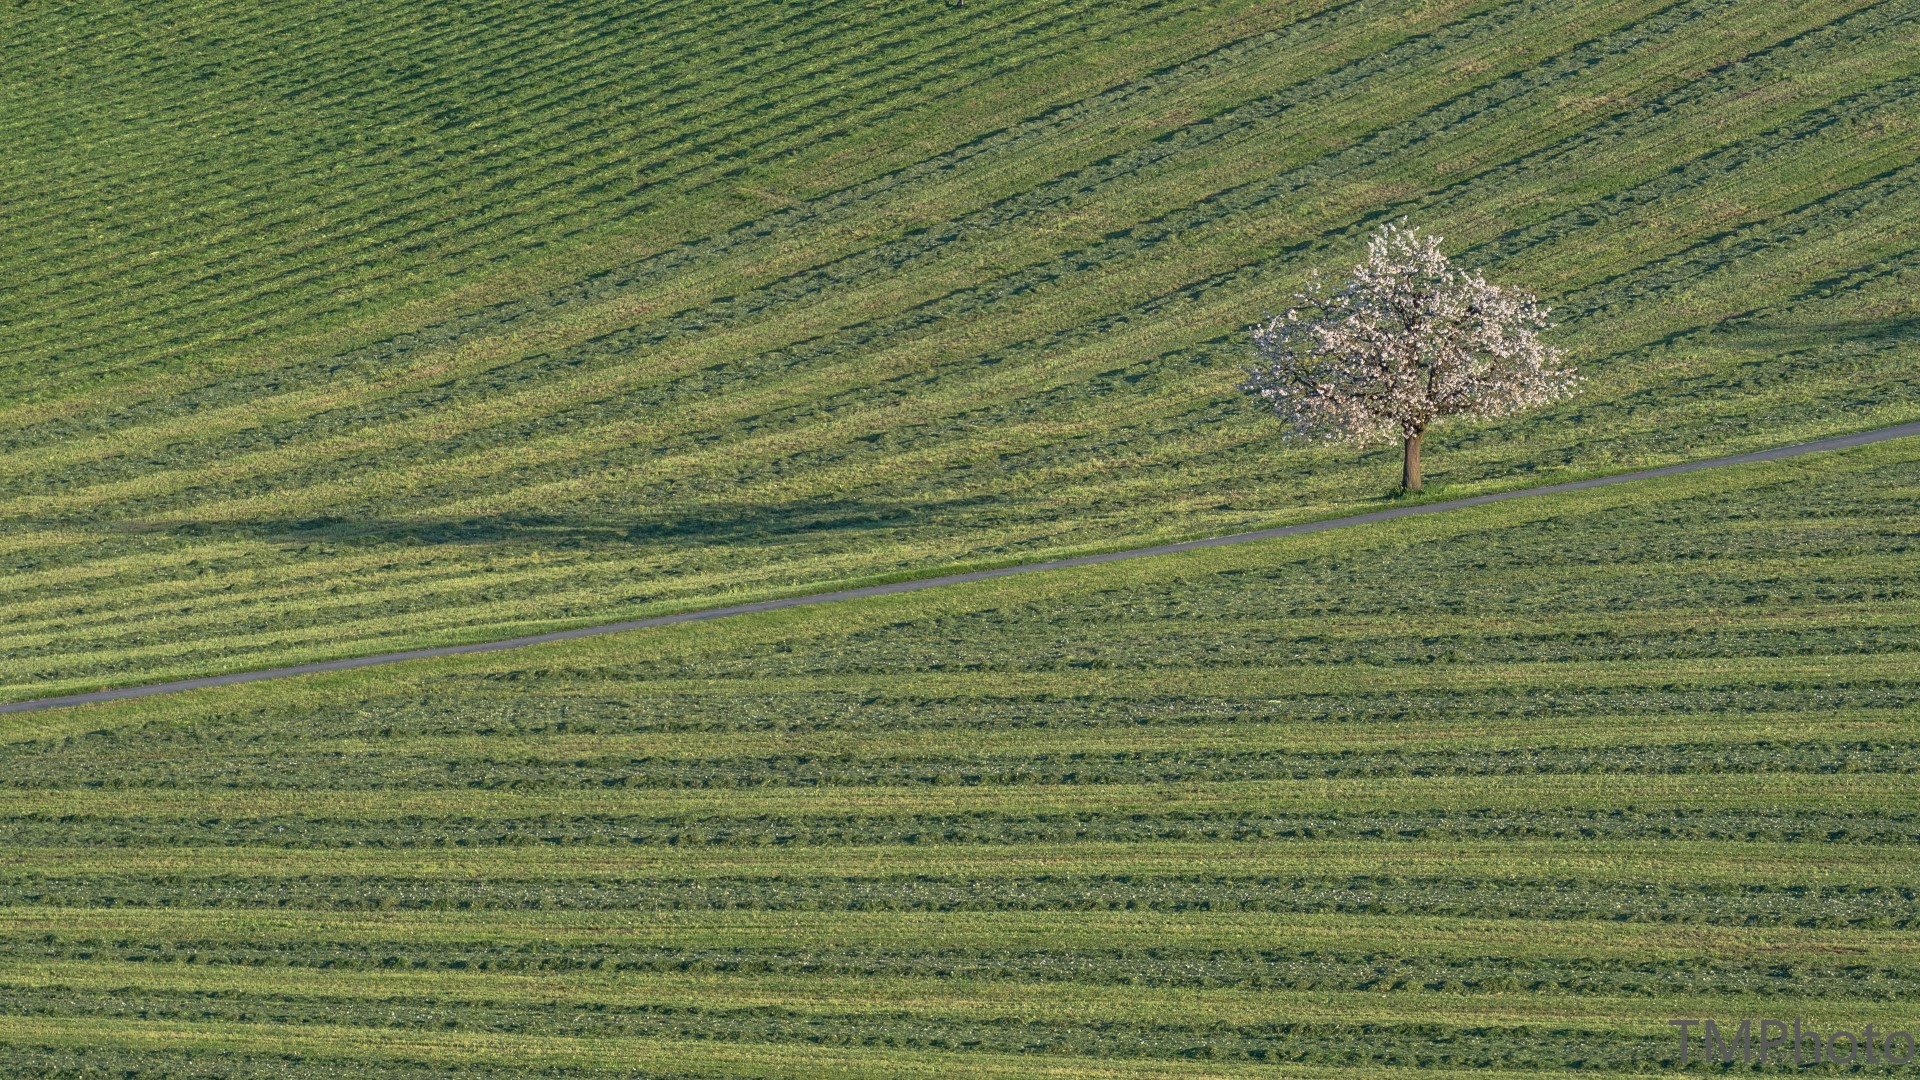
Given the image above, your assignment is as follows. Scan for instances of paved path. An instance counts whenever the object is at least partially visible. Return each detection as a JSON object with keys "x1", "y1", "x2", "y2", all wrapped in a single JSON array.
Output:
[{"x1": 7, "y1": 420, "x2": 1918, "y2": 716}]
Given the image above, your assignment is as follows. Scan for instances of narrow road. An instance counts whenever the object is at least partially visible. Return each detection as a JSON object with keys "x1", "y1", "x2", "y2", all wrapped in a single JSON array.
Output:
[{"x1": 7, "y1": 419, "x2": 1918, "y2": 716}]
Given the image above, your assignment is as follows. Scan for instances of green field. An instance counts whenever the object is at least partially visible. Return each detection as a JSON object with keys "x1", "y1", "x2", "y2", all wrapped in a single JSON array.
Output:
[
  {"x1": 0, "y1": 440, "x2": 1914, "y2": 1075},
  {"x1": 7, "y1": 0, "x2": 1920, "y2": 1073},
  {"x1": 4, "y1": 0, "x2": 1919, "y2": 695}
]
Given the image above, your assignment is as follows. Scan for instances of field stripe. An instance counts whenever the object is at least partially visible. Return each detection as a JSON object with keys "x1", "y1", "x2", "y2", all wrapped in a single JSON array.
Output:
[
  {"x1": 3, "y1": 908, "x2": 1912, "y2": 960},
  {"x1": 0, "y1": 1013, "x2": 1664, "y2": 1079},
  {"x1": 2, "y1": 962, "x2": 1910, "y2": 1032},
  {"x1": 0, "y1": 839, "x2": 1906, "y2": 885},
  {"x1": 0, "y1": 772, "x2": 1914, "y2": 819}
]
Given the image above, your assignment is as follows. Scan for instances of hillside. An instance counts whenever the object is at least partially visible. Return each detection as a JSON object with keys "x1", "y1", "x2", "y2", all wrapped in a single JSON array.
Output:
[
  {"x1": 0, "y1": 439, "x2": 1913, "y2": 1075},
  {"x1": 4, "y1": 0, "x2": 1918, "y2": 693}
]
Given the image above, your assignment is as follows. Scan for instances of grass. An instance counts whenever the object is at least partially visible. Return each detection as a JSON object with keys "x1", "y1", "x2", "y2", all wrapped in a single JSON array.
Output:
[
  {"x1": 3, "y1": 0, "x2": 1919, "y2": 693},
  {"x1": 0, "y1": 438, "x2": 1913, "y2": 1075}
]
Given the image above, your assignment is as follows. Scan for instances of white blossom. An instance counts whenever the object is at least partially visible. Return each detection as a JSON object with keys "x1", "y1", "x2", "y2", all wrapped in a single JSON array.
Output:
[{"x1": 1242, "y1": 220, "x2": 1577, "y2": 489}]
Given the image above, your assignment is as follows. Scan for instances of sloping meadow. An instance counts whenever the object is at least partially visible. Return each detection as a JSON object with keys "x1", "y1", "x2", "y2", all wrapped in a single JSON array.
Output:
[
  {"x1": 0, "y1": 441, "x2": 1914, "y2": 1075},
  {"x1": 2, "y1": 0, "x2": 1919, "y2": 694}
]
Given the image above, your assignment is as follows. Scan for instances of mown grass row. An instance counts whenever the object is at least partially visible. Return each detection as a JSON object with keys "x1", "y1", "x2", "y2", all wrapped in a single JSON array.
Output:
[
  {"x1": 3, "y1": 0, "x2": 1918, "y2": 692},
  {"x1": 0, "y1": 441, "x2": 1913, "y2": 1074}
]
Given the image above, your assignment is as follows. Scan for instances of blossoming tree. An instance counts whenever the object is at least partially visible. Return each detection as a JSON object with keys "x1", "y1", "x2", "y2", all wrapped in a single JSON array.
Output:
[{"x1": 1242, "y1": 220, "x2": 1577, "y2": 491}]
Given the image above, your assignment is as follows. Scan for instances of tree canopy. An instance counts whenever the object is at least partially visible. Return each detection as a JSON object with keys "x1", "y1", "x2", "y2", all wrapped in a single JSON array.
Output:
[{"x1": 1243, "y1": 221, "x2": 1577, "y2": 490}]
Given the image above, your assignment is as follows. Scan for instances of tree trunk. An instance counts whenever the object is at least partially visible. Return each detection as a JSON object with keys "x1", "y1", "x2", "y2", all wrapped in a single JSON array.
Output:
[{"x1": 1402, "y1": 431, "x2": 1423, "y2": 492}]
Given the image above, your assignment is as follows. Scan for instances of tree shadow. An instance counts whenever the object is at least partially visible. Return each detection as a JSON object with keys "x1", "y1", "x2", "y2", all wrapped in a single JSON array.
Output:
[{"x1": 133, "y1": 494, "x2": 1009, "y2": 551}]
